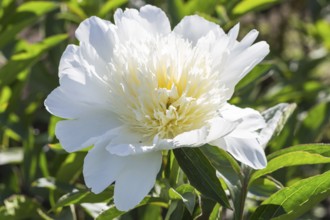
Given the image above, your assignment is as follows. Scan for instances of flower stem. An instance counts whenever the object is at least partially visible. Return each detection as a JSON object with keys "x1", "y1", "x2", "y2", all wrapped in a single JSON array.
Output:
[{"x1": 234, "y1": 165, "x2": 252, "y2": 220}]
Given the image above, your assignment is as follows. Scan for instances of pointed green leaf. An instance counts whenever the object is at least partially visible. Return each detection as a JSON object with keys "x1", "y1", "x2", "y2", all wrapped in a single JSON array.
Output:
[
  {"x1": 232, "y1": 0, "x2": 281, "y2": 17},
  {"x1": 250, "y1": 151, "x2": 330, "y2": 183},
  {"x1": 251, "y1": 170, "x2": 330, "y2": 220},
  {"x1": 173, "y1": 148, "x2": 231, "y2": 208},
  {"x1": 268, "y1": 144, "x2": 330, "y2": 160}
]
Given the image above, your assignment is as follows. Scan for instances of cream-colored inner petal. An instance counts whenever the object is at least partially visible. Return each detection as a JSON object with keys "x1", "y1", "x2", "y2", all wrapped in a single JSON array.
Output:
[{"x1": 106, "y1": 34, "x2": 226, "y2": 140}]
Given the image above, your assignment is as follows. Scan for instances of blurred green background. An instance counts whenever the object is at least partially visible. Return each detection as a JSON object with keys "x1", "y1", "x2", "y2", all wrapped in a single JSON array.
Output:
[{"x1": 0, "y1": 0, "x2": 330, "y2": 219}]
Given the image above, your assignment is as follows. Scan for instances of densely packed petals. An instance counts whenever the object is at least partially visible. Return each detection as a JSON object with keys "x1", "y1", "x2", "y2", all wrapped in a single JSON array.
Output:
[{"x1": 45, "y1": 5, "x2": 270, "y2": 211}]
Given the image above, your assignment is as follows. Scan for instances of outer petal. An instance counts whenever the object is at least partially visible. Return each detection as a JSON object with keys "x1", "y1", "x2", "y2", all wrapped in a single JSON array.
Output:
[
  {"x1": 221, "y1": 41, "x2": 270, "y2": 99},
  {"x1": 114, "y1": 5, "x2": 170, "y2": 41},
  {"x1": 55, "y1": 112, "x2": 122, "y2": 152},
  {"x1": 83, "y1": 144, "x2": 125, "y2": 194},
  {"x1": 173, "y1": 15, "x2": 225, "y2": 45},
  {"x1": 220, "y1": 104, "x2": 266, "y2": 137},
  {"x1": 211, "y1": 104, "x2": 267, "y2": 169},
  {"x1": 210, "y1": 136, "x2": 267, "y2": 169},
  {"x1": 45, "y1": 43, "x2": 112, "y2": 119},
  {"x1": 75, "y1": 16, "x2": 117, "y2": 60},
  {"x1": 114, "y1": 151, "x2": 162, "y2": 211}
]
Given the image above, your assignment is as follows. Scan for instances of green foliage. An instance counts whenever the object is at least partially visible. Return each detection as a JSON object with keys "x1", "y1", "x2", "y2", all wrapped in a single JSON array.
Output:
[{"x1": 0, "y1": 0, "x2": 330, "y2": 219}]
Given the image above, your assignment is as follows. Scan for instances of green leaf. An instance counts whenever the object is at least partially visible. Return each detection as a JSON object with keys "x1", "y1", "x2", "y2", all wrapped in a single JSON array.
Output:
[
  {"x1": 249, "y1": 177, "x2": 282, "y2": 199},
  {"x1": 0, "y1": 195, "x2": 51, "y2": 219},
  {"x1": 0, "y1": 34, "x2": 67, "y2": 86},
  {"x1": 56, "y1": 152, "x2": 86, "y2": 183},
  {"x1": 251, "y1": 170, "x2": 330, "y2": 220},
  {"x1": 0, "y1": 1, "x2": 59, "y2": 49},
  {"x1": 236, "y1": 63, "x2": 272, "y2": 91},
  {"x1": 232, "y1": 0, "x2": 281, "y2": 17},
  {"x1": 267, "y1": 144, "x2": 330, "y2": 160},
  {"x1": 250, "y1": 151, "x2": 330, "y2": 183},
  {"x1": 173, "y1": 147, "x2": 231, "y2": 208},
  {"x1": 295, "y1": 101, "x2": 330, "y2": 143},
  {"x1": 96, "y1": 197, "x2": 168, "y2": 220},
  {"x1": 98, "y1": 0, "x2": 128, "y2": 18},
  {"x1": 200, "y1": 145, "x2": 242, "y2": 185},
  {"x1": 259, "y1": 103, "x2": 296, "y2": 148},
  {"x1": 54, "y1": 187, "x2": 113, "y2": 210},
  {"x1": 169, "y1": 184, "x2": 196, "y2": 215}
]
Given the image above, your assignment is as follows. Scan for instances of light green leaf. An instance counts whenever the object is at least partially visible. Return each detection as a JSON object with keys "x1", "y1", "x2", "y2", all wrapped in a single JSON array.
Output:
[
  {"x1": 96, "y1": 197, "x2": 168, "y2": 220},
  {"x1": 259, "y1": 103, "x2": 296, "y2": 148},
  {"x1": 236, "y1": 63, "x2": 272, "y2": 91},
  {"x1": 0, "y1": 1, "x2": 59, "y2": 48},
  {"x1": 169, "y1": 184, "x2": 196, "y2": 215},
  {"x1": 173, "y1": 147, "x2": 231, "y2": 208},
  {"x1": 250, "y1": 151, "x2": 330, "y2": 183},
  {"x1": 251, "y1": 170, "x2": 330, "y2": 220},
  {"x1": 98, "y1": 0, "x2": 128, "y2": 18},
  {"x1": 0, "y1": 34, "x2": 67, "y2": 86},
  {"x1": 54, "y1": 187, "x2": 113, "y2": 209},
  {"x1": 267, "y1": 144, "x2": 330, "y2": 160},
  {"x1": 232, "y1": 0, "x2": 281, "y2": 17}
]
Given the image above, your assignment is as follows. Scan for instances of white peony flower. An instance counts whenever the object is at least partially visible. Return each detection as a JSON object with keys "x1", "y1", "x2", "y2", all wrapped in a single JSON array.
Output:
[{"x1": 45, "y1": 5, "x2": 270, "y2": 211}]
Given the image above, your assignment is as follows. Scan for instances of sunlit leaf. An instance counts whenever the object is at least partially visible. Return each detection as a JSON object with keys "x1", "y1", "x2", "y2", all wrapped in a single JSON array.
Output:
[
  {"x1": 250, "y1": 151, "x2": 330, "y2": 183},
  {"x1": 96, "y1": 197, "x2": 168, "y2": 220},
  {"x1": 0, "y1": 1, "x2": 59, "y2": 48},
  {"x1": 251, "y1": 170, "x2": 330, "y2": 220},
  {"x1": 0, "y1": 34, "x2": 67, "y2": 86},
  {"x1": 232, "y1": 0, "x2": 281, "y2": 17}
]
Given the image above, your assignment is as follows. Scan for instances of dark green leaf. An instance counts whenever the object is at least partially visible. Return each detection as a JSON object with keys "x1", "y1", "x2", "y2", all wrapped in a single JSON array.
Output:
[
  {"x1": 173, "y1": 147, "x2": 231, "y2": 208},
  {"x1": 236, "y1": 63, "x2": 272, "y2": 91}
]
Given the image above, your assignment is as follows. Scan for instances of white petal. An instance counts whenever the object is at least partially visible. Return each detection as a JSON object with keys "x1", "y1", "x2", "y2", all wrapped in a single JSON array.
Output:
[
  {"x1": 173, "y1": 126, "x2": 209, "y2": 147},
  {"x1": 139, "y1": 5, "x2": 171, "y2": 35},
  {"x1": 206, "y1": 117, "x2": 238, "y2": 142},
  {"x1": 210, "y1": 136, "x2": 267, "y2": 169},
  {"x1": 227, "y1": 23, "x2": 240, "y2": 48},
  {"x1": 106, "y1": 128, "x2": 174, "y2": 156},
  {"x1": 55, "y1": 113, "x2": 122, "y2": 152},
  {"x1": 173, "y1": 15, "x2": 225, "y2": 45},
  {"x1": 75, "y1": 16, "x2": 117, "y2": 60},
  {"x1": 114, "y1": 151, "x2": 162, "y2": 211},
  {"x1": 114, "y1": 5, "x2": 170, "y2": 41},
  {"x1": 83, "y1": 145, "x2": 125, "y2": 194},
  {"x1": 220, "y1": 104, "x2": 266, "y2": 138},
  {"x1": 220, "y1": 41, "x2": 270, "y2": 99}
]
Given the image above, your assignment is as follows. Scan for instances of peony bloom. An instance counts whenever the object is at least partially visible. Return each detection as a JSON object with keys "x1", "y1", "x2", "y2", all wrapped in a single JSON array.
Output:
[{"x1": 45, "y1": 5, "x2": 269, "y2": 211}]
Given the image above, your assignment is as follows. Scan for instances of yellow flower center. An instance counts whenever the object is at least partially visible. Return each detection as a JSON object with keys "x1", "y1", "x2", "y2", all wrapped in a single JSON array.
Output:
[{"x1": 107, "y1": 35, "x2": 226, "y2": 139}]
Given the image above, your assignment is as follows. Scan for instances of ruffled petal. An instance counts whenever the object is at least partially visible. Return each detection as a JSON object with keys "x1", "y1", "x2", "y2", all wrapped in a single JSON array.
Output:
[
  {"x1": 173, "y1": 15, "x2": 225, "y2": 45},
  {"x1": 114, "y1": 5, "x2": 170, "y2": 41},
  {"x1": 114, "y1": 151, "x2": 162, "y2": 211},
  {"x1": 75, "y1": 16, "x2": 117, "y2": 60},
  {"x1": 220, "y1": 41, "x2": 270, "y2": 99},
  {"x1": 55, "y1": 113, "x2": 122, "y2": 152},
  {"x1": 210, "y1": 136, "x2": 267, "y2": 169},
  {"x1": 83, "y1": 145, "x2": 125, "y2": 194},
  {"x1": 45, "y1": 42, "x2": 113, "y2": 119}
]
